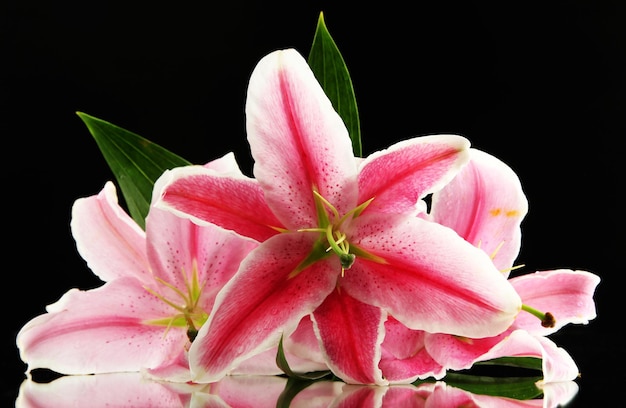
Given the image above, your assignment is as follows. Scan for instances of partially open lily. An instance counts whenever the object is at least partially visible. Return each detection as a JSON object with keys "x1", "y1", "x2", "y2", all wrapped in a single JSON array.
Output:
[
  {"x1": 383, "y1": 148, "x2": 600, "y2": 383},
  {"x1": 16, "y1": 180, "x2": 259, "y2": 381},
  {"x1": 155, "y1": 48, "x2": 522, "y2": 384}
]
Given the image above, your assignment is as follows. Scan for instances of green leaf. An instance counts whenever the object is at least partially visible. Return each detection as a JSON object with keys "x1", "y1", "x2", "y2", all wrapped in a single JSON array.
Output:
[
  {"x1": 308, "y1": 11, "x2": 362, "y2": 157},
  {"x1": 477, "y1": 356, "x2": 543, "y2": 371},
  {"x1": 77, "y1": 112, "x2": 191, "y2": 229},
  {"x1": 276, "y1": 335, "x2": 332, "y2": 380}
]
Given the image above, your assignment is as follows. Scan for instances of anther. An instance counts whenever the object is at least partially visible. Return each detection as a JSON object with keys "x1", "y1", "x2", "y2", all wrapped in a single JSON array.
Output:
[
  {"x1": 187, "y1": 328, "x2": 198, "y2": 342},
  {"x1": 522, "y1": 304, "x2": 556, "y2": 329},
  {"x1": 541, "y1": 312, "x2": 556, "y2": 328}
]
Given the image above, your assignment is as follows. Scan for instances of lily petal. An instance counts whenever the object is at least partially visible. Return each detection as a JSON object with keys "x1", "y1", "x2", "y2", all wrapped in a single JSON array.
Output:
[
  {"x1": 155, "y1": 165, "x2": 284, "y2": 242},
  {"x1": 379, "y1": 317, "x2": 446, "y2": 383},
  {"x1": 358, "y1": 135, "x2": 470, "y2": 216},
  {"x1": 430, "y1": 148, "x2": 528, "y2": 273},
  {"x1": 510, "y1": 269, "x2": 600, "y2": 335},
  {"x1": 476, "y1": 329, "x2": 580, "y2": 383},
  {"x1": 424, "y1": 330, "x2": 509, "y2": 371},
  {"x1": 144, "y1": 350, "x2": 193, "y2": 383},
  {"x1": 311, "y1": 289, "x2": 387, "y2": 385},
  {"x1": 188, "y1": 233, "x2": 338, "y2": 383},
  {"x1": 17, "y1": 277, "x2": 184, "y2": 375},
  {"x1": 202, "y1": 151, "x2": 245, "y2": 175},
  {"x1": 231, "y1": 344, "x2": 328, "y2": 375},
  {"x1": 283, "y1": 315, "x2": 326, "y2": 365},
  {"x1": 245, "y1": 48, "x2": 358, "y2": 227},
  {"x1": 70, "y1": 181, "x2": 150, "y2": 282},
  {"x1": 345, "y1": 214, "x2": 521, "y2": 338}
]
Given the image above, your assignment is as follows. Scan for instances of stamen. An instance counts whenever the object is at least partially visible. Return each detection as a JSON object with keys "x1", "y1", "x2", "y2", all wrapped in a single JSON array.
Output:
[
  {"x1": 490, "y1": 241, "x2": 505, "y2": 260},
  {"x1": 522, "y1": 304, "x2": 556, "y2": 328},
  {"x1": 500, "y1": 264, "x2": 525, "y2": 274},
  {"x1": 325, "y1": 225, "x2": 345, "y2": 257},
  {"x1": 157, "y1": 277, "x2": 191, "y2": 304},
  {"x1": 144, "y1": 286, "x2": 186, "y2": 313},
  {"x1": 143, "y1": 265, "x2": 209, "y2": 340},
  {"x1": 313, "y1": 190, "x2": 340, "y2": 220}
]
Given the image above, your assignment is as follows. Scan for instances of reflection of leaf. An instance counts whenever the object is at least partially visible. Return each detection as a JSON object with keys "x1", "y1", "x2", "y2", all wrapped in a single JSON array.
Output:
[
  {"x1": 308, "y1": 11, "x2": 362, "y2": 157},
  {"x1": 417, "y1": 373, "x2": 544, "y2": 400},
  {"x1": 77, "y1": 112, "x2": 190, "y2": 229},
  {"x1": 275, "y1": 335, "x2": 332, "y2": 380},
  {"x1": 275, "y1": 377, "x2": 318, "y2": 408}
]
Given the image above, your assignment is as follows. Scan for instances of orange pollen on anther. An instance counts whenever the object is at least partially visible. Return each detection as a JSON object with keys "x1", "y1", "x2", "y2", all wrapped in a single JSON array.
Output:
[{"x1": 489, "y1": 208, "x2": 520, "y2": 217}]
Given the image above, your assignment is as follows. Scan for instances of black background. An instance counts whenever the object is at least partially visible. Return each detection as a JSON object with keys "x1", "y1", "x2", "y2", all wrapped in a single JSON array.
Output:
[{"x1": 2, "y1": 1, "x2": 621, "y2": 406}]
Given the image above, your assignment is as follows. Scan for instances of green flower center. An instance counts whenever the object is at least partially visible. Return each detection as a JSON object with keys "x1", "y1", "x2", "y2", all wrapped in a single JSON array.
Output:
[
  {"x1": 144, "y1": 260, "x2": 208, "y2": 342},
  {"x1": 290, "y1": 190, "x2": 384, "y2": 279}
]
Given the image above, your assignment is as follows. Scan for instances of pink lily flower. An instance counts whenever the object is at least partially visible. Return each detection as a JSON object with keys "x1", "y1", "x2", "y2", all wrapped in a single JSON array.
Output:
[
  {"x1": 155, "y1": 48, "x2": 522, "y2": 384},
  {"x1": 383, "y1": 148, "x2": 600, "y2": 382},
  {"x1": 16, "y1": 179, "x2": 259, "y2": 381}
]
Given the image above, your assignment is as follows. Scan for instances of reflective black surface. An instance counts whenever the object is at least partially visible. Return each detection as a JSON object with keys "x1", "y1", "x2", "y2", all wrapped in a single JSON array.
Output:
[{"x1": 3, "y1": 1, "x2": 621, "y2": 406}]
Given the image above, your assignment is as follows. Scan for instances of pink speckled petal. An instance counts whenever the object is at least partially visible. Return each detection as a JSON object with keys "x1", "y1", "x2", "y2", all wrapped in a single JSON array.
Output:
[
  {"x1": 358, "y1": 134, "x2": 470, "y2": 216},
  {"x1": 245, "y1": 49, "x2": 358, "y2": 228},
  {"x1": 155, "y1": 165, "x2": 284, "y2": 242},
  {"x1": 17, "y1": 277, "x2": 184, "y2": 375},
  {"x1": 311, "y1": 289, "x2": 387, "y2": 385},
  {"x1": 345, "y1": 214, "x2": 521, "y2": 338},
  {"x1": 188, "y1": 233, "x2": 338, "y2": 383}
]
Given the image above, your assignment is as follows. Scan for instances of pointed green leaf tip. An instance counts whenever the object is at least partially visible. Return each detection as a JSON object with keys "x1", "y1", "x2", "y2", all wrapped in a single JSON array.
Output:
[
  {"x1": 76, "y1": 112, "x2": 191, "y2": 229},
  {"x1": 308, "y1": 11, "x2": 362, "y2": 157}
]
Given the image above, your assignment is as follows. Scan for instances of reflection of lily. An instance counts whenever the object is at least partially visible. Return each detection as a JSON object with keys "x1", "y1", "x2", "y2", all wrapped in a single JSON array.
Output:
[
  {"x1": 15, "y1": 373, "x2": 578, "y2": 408},
  {"x1": 155, "y1": 48, "x2": 522, "y2": 384},
  {"x1": 16, "y1": 173, "x2": 265, "y2": 381},
  {"x1": 381, "y1": 148, "x2": 600, "y2": 383},
  {"x1": 16, "y1": 372, "x2": 289, "y2": 407}
]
